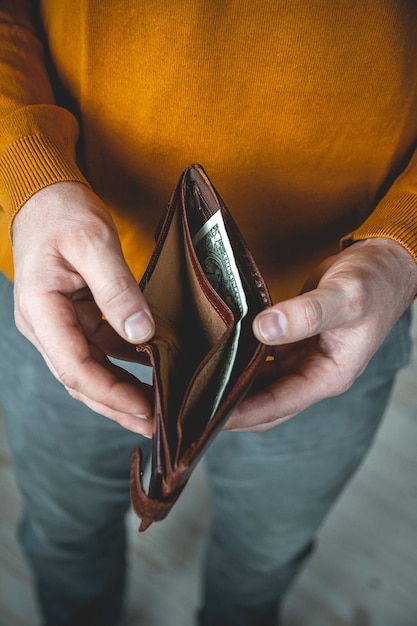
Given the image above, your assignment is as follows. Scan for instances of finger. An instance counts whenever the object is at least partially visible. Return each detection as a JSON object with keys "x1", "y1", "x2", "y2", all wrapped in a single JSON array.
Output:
[
  {"x1": 67, "y1": 388, "x2": 154, "y2": 437},
  {"x1": 90, "y1": 320, "x2": 149, "y2": 362},
  {"x1": 247, "y1": 345, "x2": 307, "y2": 396},
  {"x1": 226, "y1": 351, "x2": 352, "y2": 432},
  {"x1": 252, "y1": 284, "x2": 356, "y2": 346},
  {"x1": 71, "y1": 296, "x2": 103, "y2": 336},
  {"x1": 73, "y1": 300, "x2": 146, "y2": 362},
  {"x1": 70, "y1": 233, "x2": 155, "y2": 344},
  {"x1": 31, "y1": 292, "x2": 153, "y2": 418}
]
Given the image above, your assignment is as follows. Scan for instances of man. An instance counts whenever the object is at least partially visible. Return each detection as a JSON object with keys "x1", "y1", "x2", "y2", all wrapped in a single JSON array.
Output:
[{"x1": 0, "y1": 2, "x2": 416, "y2": 625}]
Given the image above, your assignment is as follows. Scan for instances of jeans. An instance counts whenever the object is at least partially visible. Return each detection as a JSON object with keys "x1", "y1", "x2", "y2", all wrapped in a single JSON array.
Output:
[{"x1": 0, "y1": 272, "x2": 411, "y2": 626}]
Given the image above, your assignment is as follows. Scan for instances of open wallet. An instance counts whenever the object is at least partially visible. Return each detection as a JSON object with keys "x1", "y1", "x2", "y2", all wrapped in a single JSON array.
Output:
[{"x1": 130, "y1": 164, "x2": 272, "y2": 531}]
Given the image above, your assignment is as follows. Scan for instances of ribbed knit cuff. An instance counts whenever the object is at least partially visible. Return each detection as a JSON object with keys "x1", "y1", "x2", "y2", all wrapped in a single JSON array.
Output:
[
  {"x1": 341, "y1": 193, "x2": 417, "y2": 265},
  {"x1": 0, "y1": 104, "x2": 90, "y2": 229},
  {"x1": 0, "y1": 133, "x2": 89, "y2": 227}
]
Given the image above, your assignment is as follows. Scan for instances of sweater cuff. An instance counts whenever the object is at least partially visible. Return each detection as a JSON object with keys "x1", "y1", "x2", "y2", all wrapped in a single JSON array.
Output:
[
  {"x1": 0, "y1": 104, "x2": 89, "y2": 225},
  {"x1": 341, "y1": 193, "x2": 417, "y2": 265}
]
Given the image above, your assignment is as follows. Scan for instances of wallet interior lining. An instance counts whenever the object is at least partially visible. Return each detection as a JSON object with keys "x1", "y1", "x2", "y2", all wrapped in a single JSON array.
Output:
[{"x1": 142, "y1": 188, "x2": 234, "y2": 460}]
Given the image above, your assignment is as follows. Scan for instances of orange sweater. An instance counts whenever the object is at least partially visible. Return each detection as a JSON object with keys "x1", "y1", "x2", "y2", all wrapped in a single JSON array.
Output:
[{"x1": 1, "y1": 1, "x2": 417, "y2": 301}]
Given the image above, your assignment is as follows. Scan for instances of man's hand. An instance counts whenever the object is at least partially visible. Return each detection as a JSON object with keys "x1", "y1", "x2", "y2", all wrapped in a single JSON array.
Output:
[
  {"x1": 12, "y1": 182, "x2": 155, "y2": 435},
  {"x1": 226, "y1": 238, "x2": 417, "y2": 432}
]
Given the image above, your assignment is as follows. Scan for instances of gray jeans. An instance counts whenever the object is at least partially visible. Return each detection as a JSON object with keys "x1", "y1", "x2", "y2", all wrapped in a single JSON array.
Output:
[{"x1": 0, "y1": 272, "x2": 412, "y2": 626}]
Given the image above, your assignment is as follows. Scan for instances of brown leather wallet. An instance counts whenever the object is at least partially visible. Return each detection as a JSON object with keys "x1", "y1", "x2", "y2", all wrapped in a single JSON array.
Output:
[{"x1": 130, "y1": 164, "x2": 271, "y2": 531}]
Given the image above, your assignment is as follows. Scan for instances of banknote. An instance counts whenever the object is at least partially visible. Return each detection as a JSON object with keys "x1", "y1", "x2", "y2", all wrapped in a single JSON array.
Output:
[{"x1": 193, "y1": 210, "x2": 248, "y2": 416}]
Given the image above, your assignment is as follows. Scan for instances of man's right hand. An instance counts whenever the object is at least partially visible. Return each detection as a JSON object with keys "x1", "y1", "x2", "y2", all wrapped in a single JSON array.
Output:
[{"x1": 12, "y1": 181, "x2": 155, "y2": 436}]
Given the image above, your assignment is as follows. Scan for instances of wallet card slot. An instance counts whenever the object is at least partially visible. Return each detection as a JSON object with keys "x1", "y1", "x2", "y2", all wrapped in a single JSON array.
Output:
[
  {"x1": 174, "y1": 212, "x2": 236, "y2": 419},
  {"x1": 175, "y1": 324, "x2": 234, "y2": 459},
  {"x1": 176, "y1": 284, "x2": 262, "y2": 459},
  {"x1": 185, "y1": 165, "x2": 221, "y2": 236}
]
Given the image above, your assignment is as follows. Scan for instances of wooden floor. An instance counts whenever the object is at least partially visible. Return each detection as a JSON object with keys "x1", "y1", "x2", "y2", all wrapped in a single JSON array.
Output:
[{"x1": 1, "y1": 304, "x2": 416, "y2": 626}]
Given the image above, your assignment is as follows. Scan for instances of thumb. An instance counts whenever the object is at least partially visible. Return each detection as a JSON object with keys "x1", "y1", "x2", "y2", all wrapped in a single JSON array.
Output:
[
  {"x1": 253, "y1": 285, "x2": 348, "y2": 345},
  {"x1": 80, "y1": 244, "x2": 155, "y2": 345}
]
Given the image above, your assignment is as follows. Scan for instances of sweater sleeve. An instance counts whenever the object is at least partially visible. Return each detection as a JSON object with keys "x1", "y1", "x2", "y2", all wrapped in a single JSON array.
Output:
[
  {"x1": 341, "y1": 144, "x2": 417, "y2": 265},
  {"x1": 0, "y1": 0, "x2": 88, "y2": 227}
]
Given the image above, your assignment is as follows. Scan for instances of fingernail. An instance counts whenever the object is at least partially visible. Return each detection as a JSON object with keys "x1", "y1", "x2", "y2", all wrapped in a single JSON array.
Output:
[
  {"x1": 133, "y1": 413, "x2": 150, "y2": 420},
  {"x1": 257, "y1": 311, "x2": 286, "y2": 342},
  {"x1": 124, "y1": 310, "x2": 154, "y2": 342}
]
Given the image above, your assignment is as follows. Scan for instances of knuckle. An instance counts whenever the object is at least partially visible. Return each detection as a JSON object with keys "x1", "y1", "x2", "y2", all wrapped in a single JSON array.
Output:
[
  {"x1": 13, "y1": 308, "x2": 26, "y2": 334},
  {"x1": 55, "y1": 355, "x2": 92, "y2": 394},
  {"x1": 13, "y1": 293, "x2": 31, "y2": 336},
  {"x1": 72, "y1": 210, "x2": 116, "y2": 245},
  {"x1": 341, "y1": 274, "x2": 368, "y2": 319},
  {"x1": 328, "y1": 367, "x2": 358, "y2": 397},
  {"x1": 331, "y1": 378, "x2": 354, "y2": 397},
  {"x1": 302, "y1": 297, "x2": 324, "y2": 335},
  {"x1": 65, "y1": 385, "x2": 79, "y2": 400},
  {"x1": 95, "y1": 275, "x2": 135, "y2": 310},
  {"x1": 58, "y1": 369, "x2": 79, "y2": 392}
]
